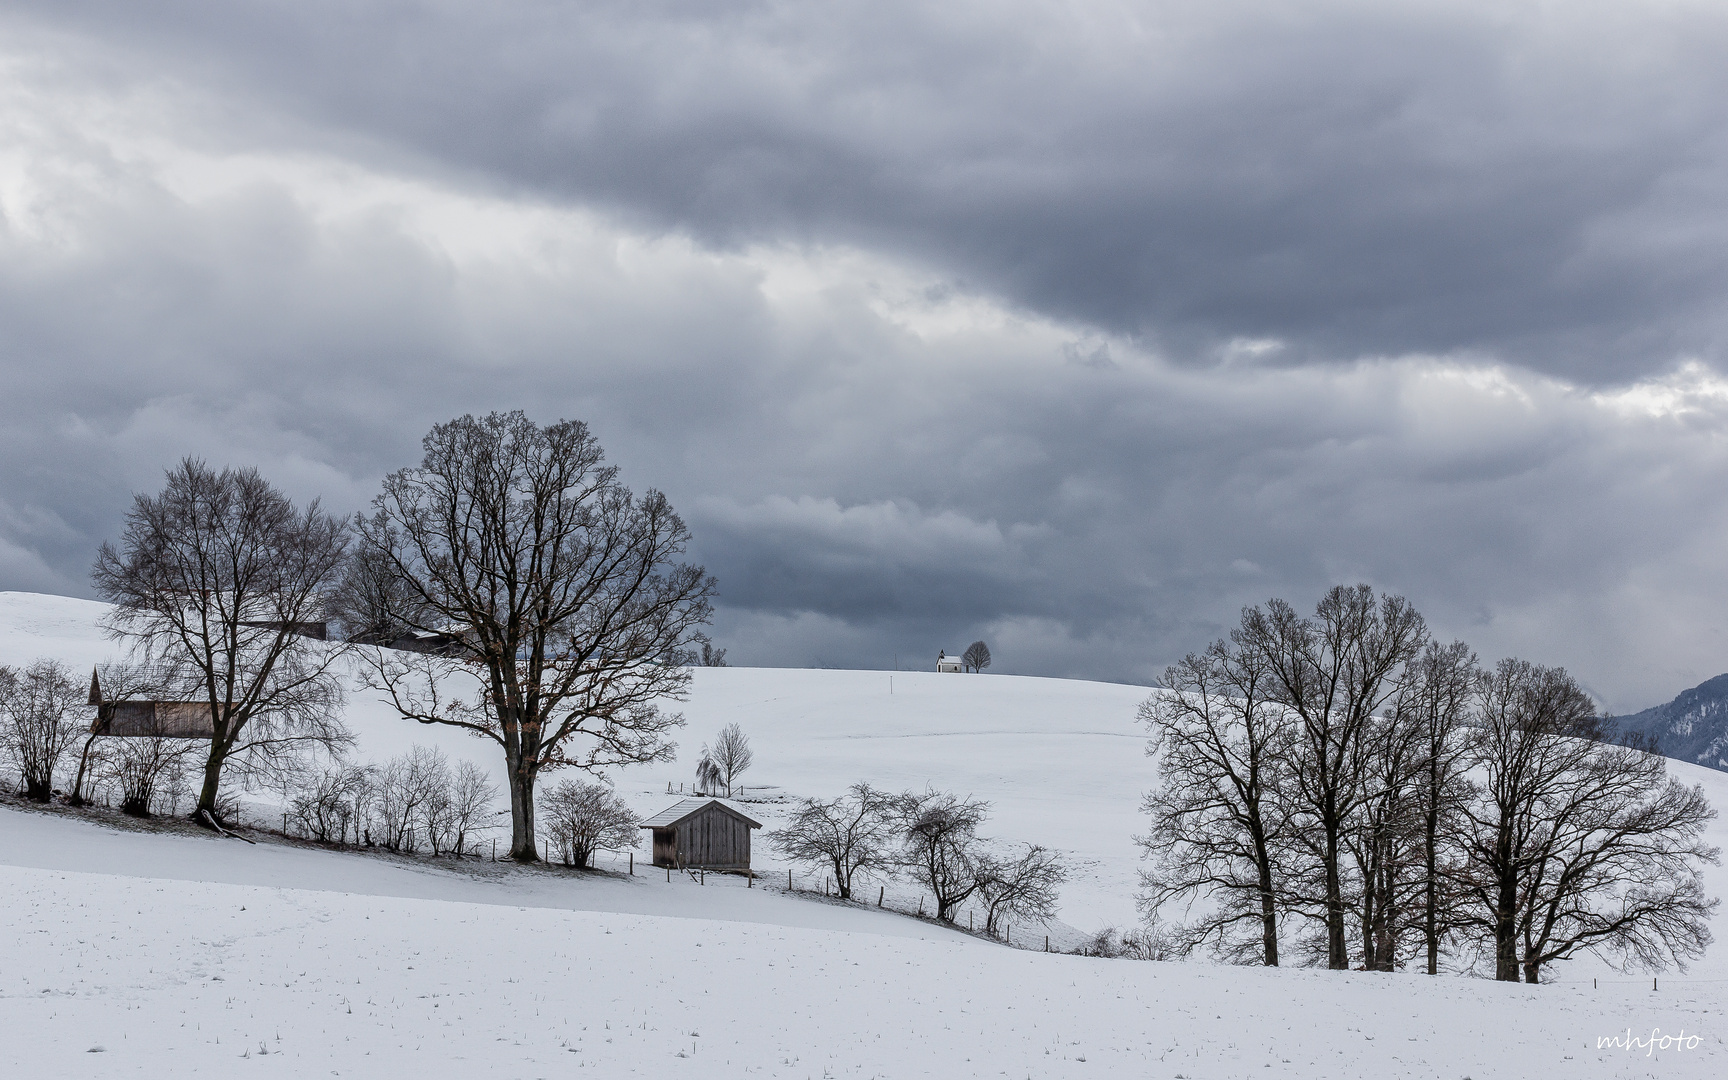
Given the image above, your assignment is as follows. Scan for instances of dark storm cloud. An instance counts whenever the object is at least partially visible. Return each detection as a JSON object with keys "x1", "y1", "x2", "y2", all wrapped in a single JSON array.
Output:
[
  {"x1": 11, "y1": 1, "x2": 1728, "y2": 380},
  {"x1": 2, "y1": 1, "x2": 1728, "y2": 715}
]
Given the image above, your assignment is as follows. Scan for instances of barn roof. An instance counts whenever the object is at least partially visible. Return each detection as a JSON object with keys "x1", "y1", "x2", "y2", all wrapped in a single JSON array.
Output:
[{"x1": 639, "y1": 797, "x2": 763, "y2": 830}]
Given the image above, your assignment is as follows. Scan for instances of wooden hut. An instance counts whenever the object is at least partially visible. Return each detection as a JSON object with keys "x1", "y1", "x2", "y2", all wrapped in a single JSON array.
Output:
[
  {"x1": 86, "y1": 669, "x2": 215, "y2": 739},
  {"x1": 639, "y1": 798, "x2": 762, "y2": 870}
]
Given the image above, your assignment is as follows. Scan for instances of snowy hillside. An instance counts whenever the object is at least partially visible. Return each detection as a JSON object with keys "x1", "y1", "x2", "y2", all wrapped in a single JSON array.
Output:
[
  {"x1": 4, "y1": 590, "x2": 1728, "y2": 1077},
  {"x1": 1614, "y1": 672, "x2": 1728, "y2": 773},
  {"x1": 0, "y1": 590, "x2": 1152, "y2": 931}
]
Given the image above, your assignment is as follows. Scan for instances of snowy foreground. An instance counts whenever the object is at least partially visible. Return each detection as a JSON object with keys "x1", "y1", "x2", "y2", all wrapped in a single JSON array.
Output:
[{"x1": 3, "y1": 590, "x2": 1728, "y2": 1077}]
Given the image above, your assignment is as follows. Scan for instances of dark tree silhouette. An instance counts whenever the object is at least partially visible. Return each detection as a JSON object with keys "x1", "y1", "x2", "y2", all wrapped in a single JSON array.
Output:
[
  {"x1": 356, "y1": 413, "x2": 714, "y2": 861},
  {"x1": 963, "y1": 640, "x2": 991, "y2": 673},
  {"x1": 769, "y1": 782, "x2": 897, "y2": 899},
  {"x1": 92, "y1": 460, "x2": 352, "y2": 826}
]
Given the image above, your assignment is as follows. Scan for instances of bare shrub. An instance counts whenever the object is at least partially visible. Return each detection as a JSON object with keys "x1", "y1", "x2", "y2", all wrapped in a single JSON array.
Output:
[
  {"x1": 975, "y1": 843, "x2": 1067, "y2": 937},
  {"x1": 540, "y1": 779, "x2": 640, "y2": 868},
  {"x1": 769, "y1": 783, "x2": 897, "y2": 900},
  {"x1": 100, "y1": 736, "x2": 201, "y2": 817},
  {"x1": 0, "y1": 658, "x2": 85, "y2": 801},
  {"x1": 375, "y1": 746, "x2": 449, "y2": 853},
  {"x1": 289, "y1": 765, "x2": 374, "y2": 844}
]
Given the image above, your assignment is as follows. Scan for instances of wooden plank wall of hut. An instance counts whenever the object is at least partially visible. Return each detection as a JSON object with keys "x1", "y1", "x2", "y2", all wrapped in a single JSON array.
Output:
[{"x1": 675, "y1": 810, "x2": 752, "y2": 868}]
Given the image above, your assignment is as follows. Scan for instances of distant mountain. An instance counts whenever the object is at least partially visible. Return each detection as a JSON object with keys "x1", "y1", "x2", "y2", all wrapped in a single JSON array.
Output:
[{"x1": 1611, "y1": 673, "x2": 1728, "y2": 773}]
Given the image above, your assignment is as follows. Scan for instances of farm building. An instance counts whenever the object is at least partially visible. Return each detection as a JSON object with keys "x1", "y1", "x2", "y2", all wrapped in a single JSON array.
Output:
[
  {"x1": 86, "y1": 669, "x2": 216, "y2": 739},
  {"x1": 639, "y1": 798, "x2": 762, "y2": 870},
  {"x1": 936, "y1": 650, "x2": 964, "y2": 673}
]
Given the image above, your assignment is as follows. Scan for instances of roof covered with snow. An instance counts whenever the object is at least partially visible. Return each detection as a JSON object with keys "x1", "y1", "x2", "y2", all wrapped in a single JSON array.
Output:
[{"x1": 638, "y1": 797, "x2": 762, "y2": 830}]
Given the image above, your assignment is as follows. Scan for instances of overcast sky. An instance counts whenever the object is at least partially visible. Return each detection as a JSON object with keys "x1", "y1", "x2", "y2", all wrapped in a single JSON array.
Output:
[{"x1": 3, "y1": 1, "x2": 1728, "y2": 711}]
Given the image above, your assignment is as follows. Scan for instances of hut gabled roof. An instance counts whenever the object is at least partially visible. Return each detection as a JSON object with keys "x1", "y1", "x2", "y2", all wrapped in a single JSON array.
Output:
[{"x1": 639, "y1": 797, "x2": 763, "y2": 830}]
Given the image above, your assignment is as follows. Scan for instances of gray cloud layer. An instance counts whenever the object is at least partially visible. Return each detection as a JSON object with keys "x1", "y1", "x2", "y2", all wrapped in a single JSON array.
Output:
[{"x1": 2, "y1": 1, "x2": 1727, "y2": 711}]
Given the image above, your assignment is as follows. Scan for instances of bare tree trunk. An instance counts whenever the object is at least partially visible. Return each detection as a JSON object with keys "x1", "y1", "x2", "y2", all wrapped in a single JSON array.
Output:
[
  {"x1": 195, "y1": 735, "x2": 229, "y2": 822},
  {"x1": 505, "y1": 742, "x2": 539, "y2": 862},
  {"x1": 1493, "y1": 832, "x2": 1519, "y2": 982},
  {"x1": 1324, "y1": 820, "x2": 1349, "y2": 968}
]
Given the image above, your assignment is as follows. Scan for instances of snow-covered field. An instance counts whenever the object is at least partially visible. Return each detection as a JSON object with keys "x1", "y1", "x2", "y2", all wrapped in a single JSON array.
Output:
[{"x1": 3, "y1": 590, "x2": 1727, "y2": 1077}]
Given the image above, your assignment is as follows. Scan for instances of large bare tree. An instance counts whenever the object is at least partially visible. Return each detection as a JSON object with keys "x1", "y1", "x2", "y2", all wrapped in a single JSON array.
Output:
[
  {"x1": 1460, "y1": 659, "x2": 1718, "y2": 982},
  {"x1": 1138, "y1": 629, "x2": 1295, "y2": 966},
  {"x1": 92, "y1": 460, "x2": 352, "y2": 826},
  {"x1": 1403, "y1": 640, "x2": 1479, "y2": 974},
  {"x1": 1239, "y1": 584, "x2": 1428, "y2": 970},
  {"x1": 357, "y1": 412, "x2": 714, "y2": 862}
]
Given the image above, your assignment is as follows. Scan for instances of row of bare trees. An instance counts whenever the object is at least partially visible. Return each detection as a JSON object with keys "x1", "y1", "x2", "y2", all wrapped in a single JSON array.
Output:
[
  {"x1": 0, "y1": 658, "x2": 204, "y2": 816},
  {"x1": 286, "y1": 746, "x2": 500, "y2": 855},
  {"x1": 770, "y1": 783, "x2": 1067, "y2": 937},
  {"x1": 1139, "y1": 584, "x2": 1719, "y2": 983},
  {"x1": 86, "y1": 411, "x2": 714, "y2": 859}
]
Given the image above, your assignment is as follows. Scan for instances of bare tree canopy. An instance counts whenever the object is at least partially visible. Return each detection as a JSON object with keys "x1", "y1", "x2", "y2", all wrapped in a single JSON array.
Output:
[
  {"x1": 1138, "y1": 630, "x2": 1295, "y2": 966},
  {"x1": 91, "y1": 459, "x2": 353, "y2": 826},
  {"x1": 698, "y1": 638, "x2": 728, "y2": 667},
  {"x1": 328, "y1": 545, "x2": 430, "y2": 645},
  {"x1": 1238, "y1": 584, "x2": 1428, "y2": 969},
  {"x1": 706, "y1": 722, "x2": 753, "y2": 797},
  {"x1": 976, "y1": 843, "x2": 1066, "y2": 937},
  {"x1": 769, "y1": 782, "x2": 897, "y2": 900},
  {"x1": 1, "y1": 658, "x2": 85, "y2": 801},
  {"x1": 1460, "y1": 659, "x2": 1719, "y2": 982},
  {"x1": 963, "y1": 640, "x2": 991, "y2": 673},
  {"x1": 897, "y1": 787, "x2": 990, "y2": 921},
  {"x1": 540, "y1": 778, "x2": 640, "y2": 868},
  {"x1": 356, "y1": 412, "x2": 715, "y2": 861}
]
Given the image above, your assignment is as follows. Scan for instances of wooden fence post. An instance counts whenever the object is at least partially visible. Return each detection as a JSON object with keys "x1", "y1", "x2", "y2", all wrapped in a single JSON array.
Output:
[
  {"x1": 788, "y1": 868, "x2": 793, "y2": 891},
  {"x1": 629, "y1": 852, "x2": 633, "y2": 875},
  {"x1": 878, "y1": 886, "x2": 884, "y2": 907}
]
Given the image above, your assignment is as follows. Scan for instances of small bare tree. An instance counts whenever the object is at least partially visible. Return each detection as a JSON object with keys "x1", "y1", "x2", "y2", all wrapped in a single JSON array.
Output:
[
  {"x1": 375, "y1": 746, "x2": 448, "y2": 853},
  {"x1": 769, "y1": 782, "x2": 897, "y2": 900},
  {"x1": 91, "y1": 459, "x2": 353, "y2": 827},
  {"x1": 540, "y1": 779, "x2": 640, "y2": 868},
  {"x1": 963, "y1": 640, "x2": 991, "y2": 673},
  {"x1": 445, "y1": 760, "x2": 500, "y2": 856},
  {"x1": 288, "y1": 764, "x2": 374, "y2": 843},
  {"x1": 356, "y1": 413, "x2": 714, "y2": 862},
  {"x1": 699, "y1": 638, "x2": 728, "y2": 667},
  {"x1": 975, "y1": 843, "x2": 1066, "y2": 936},
  {"x1": 1, "y1": 658, "x2": 86, "y2": 801},
  {"x1": 100, "y1": 735, "x2": 201, "y2": 816},
  {"x1": 705, "y1": 723, "x2": 753, "y2": 797},
  {"x1": 896, "y1": 787, "x2": 989, "y2": 921}
]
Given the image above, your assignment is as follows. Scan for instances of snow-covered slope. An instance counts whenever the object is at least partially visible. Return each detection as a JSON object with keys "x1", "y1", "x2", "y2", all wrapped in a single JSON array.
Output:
[
  {"x1": 4, "y1": 591, "x2": 1727, "y2": 1078},
  {"x1": 0, "y1": 590, "x2": 1152, "y2": 930}
]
